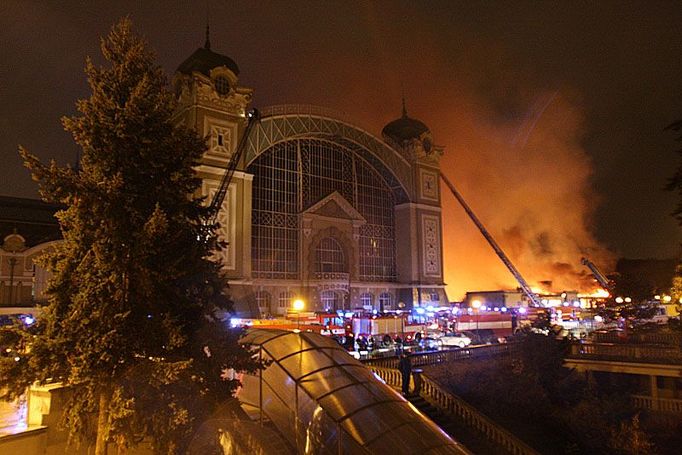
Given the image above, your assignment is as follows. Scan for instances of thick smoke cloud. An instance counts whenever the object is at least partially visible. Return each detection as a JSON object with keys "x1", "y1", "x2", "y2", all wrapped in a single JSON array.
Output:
[
  {"x1": 434, "y1": 91, "x2": 615, "y2": 299},
  {"x1": 269, "y1": 6, "x2": 616, "y2": 300}
]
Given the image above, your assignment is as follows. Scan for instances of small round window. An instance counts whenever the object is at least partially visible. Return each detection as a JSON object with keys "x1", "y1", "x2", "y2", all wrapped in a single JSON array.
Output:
[{"x1": 214, "y1": 76, "x2": 230, "y2": 96}]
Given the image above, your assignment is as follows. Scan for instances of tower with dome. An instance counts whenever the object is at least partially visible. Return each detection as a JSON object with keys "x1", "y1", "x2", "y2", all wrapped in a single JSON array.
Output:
[{"x1": 171, "y1": 37, "x2": 447, "y2": 316}]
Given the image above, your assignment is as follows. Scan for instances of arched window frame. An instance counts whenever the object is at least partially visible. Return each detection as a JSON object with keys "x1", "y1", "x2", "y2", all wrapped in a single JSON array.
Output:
[{"x1": 315, "y1": 237, "x2": 346, "y2": 273}]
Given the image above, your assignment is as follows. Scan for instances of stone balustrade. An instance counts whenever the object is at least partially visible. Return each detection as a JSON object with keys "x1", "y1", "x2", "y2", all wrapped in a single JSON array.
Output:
[
  {"x1": 631, "y1": 395, "x2": 682, "y2": 414},
  {"x1": 368, "y1": 365, "x2": 538, "y2": 455},
  {"x1": 569, "y1": 342, "x2": 682, "y2": 364},
  {"x1": 592, "y1": 331, "x2": 681, "y2": 346},
  {"x1": 419, "y1": 375, "x2": 539, "y2": 455}
]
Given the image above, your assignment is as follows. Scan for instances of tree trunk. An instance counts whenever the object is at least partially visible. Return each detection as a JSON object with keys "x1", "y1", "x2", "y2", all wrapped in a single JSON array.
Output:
[{"x1": 95, "y1": 388, "x2": 111, "y2": 455}]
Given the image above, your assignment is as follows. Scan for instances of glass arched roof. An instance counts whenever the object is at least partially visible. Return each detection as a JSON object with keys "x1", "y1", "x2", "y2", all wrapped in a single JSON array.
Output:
[{"x1": 240, "y1": 329, "x2": 469, "y2": 454}]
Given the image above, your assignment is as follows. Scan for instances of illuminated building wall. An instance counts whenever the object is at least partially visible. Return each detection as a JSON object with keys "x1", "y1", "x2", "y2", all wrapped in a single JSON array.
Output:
[{"x1": 173, "y1": 42, "x2": 448, "y2": 316}]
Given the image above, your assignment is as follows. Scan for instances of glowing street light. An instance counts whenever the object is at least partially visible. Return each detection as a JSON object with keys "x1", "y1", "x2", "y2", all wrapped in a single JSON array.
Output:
[{"x1": 292, "y1": 298, "x2": 305, "y2": 332}]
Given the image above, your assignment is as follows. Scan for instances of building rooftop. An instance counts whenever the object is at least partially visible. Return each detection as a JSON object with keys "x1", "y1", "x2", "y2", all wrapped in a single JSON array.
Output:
[
  {"x1": 0, "y1": 196, "x2": 61, "y2": 247},
  {"x1": 177, "y1": 45, "x2": 240, "y2": 77}
]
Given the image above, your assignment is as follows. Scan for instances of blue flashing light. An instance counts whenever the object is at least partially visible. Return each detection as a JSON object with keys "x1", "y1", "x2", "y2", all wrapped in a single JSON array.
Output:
[
  {"x1": 501, "y1": 307, "x2": 508, "y2": 313},
  {"x1": 415, "y1": 307, "x2": 426, "y2": 315}
]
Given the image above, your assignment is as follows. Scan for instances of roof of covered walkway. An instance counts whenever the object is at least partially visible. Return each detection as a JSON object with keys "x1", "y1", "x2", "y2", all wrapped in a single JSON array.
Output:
[{"x1": 239, "y1": 328, "x2": 470, "y2": 454}]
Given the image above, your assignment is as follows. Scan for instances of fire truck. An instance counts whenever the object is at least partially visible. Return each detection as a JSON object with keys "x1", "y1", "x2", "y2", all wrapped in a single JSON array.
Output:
[
  {"x1": 231, "y1": 312, "x2": 345, "y2": 336},
  {"x1": 351, "y1": 315, "x2": 424, "y2": 340},
  {"x1": 453, "y1": 311, "x2": 514, "y2": 339}
]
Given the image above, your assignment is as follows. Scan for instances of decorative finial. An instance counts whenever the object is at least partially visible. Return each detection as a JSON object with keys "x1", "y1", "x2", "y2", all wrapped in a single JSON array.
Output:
[{"x1": 401, "y1": 82, "x2": 407, "y2": 117}]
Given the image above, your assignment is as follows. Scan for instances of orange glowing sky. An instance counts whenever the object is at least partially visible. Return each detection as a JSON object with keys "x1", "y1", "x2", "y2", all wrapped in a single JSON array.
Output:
[{"x1": 2, "y1": 1, "x2": 681, "y2": 300}]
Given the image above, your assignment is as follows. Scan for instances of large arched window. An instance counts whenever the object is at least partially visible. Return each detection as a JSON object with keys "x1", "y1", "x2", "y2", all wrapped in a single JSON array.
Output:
[
  {"x1": 278, "y1": 291, "x2": 294, "y2": 314},
  {"x1": 316, "y1": 237, "x2": 345, "y2": 273},
  {"x1": 379, "y1": 292, "x2": 393, "y2": 311},
  {"x1": 320, "y1": 290, "x2": 343, "y2": 312},
  {"x1": 360, "y1": 292, "x2": 373, "y2": 309},
  {"x1": 249, "y1": 139, "x2": 396, "y2": 281},
  {"x1": 255, "y1": 291, "x2": 271, "y2": 316}
]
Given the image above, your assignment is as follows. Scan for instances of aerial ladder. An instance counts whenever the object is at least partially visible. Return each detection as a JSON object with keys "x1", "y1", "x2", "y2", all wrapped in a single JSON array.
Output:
[
  {"x1": 206, "y1": 109, "x2": 260, "y2": 226},
  {"x1": 580, "y1": 257, "x2": 613, "y2": 292},
  {"x1": 439, "y1": 173, "x2": 544, "y2": 307}
]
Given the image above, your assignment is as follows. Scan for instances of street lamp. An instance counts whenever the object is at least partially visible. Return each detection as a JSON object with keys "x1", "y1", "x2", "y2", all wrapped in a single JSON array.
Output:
[
  {"x1": 291, "y1": 297, "x2": 305, "y2": 452},
  {"x1": 292, "y1": 298, "x2": 305, "y2": 331},
  {"x1": 472, "y1": 300, "x2": 481, "y2": 340}
]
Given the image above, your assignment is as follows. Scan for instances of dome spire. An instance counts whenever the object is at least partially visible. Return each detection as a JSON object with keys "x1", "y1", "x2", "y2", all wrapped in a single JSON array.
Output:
[
  {"x1": 204, "y1": 1, "x2": 211, "y2": 49},
  {"x1": 401, "y1": 83, "x2": 408, "y2": 117}
]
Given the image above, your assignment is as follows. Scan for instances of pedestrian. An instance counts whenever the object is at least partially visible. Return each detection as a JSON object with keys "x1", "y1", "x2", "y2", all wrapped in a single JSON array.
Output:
[{"x1": 398, "y1": 353, "x2": 412, "y2": 396}]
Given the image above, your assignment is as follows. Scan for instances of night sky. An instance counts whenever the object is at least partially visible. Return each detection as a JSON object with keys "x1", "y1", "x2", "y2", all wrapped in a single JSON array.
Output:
[{"x1": 2, "y1": 1, "x2": 682, "y2": 298}]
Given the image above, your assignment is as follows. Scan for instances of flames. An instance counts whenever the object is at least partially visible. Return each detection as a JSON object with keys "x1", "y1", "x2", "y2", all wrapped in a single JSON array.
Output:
[{"x1": 436, "y1": 92, "x2": 615, "y2": 299}]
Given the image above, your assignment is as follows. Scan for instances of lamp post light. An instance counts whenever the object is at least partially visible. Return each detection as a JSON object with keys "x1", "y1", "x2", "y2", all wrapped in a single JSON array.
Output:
[
  {"x1": 471, "y1": 300, "x2": 481, "y2": 341},
  {"x1": 291, "y1": 297, "x2": 305, "y2": 452},
  {"x1": 292, "y1": 298, "x2": 305, "y2": 331}
]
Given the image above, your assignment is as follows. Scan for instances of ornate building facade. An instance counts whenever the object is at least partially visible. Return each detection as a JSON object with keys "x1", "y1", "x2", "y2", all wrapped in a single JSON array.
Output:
[
  {"x1": 173, "y1": 40, "x2": 448, "y2": 316},
  {"x1": 0, "y1": 197, "x2": 61, "y2": 309}
]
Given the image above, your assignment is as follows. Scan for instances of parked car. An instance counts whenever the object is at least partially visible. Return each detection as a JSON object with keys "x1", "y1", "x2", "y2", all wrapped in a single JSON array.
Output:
[
  {"x1": 418, "y1": 336, "x2": 442, "y2": 351},
  {"x1": 438, "y1": 332, "x2": 472, "y2": 348}
]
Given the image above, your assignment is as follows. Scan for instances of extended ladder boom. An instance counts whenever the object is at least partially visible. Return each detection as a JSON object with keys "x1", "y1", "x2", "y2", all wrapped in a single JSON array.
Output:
[
  {"x1": 207, "y1": 109, "x2": 260, "y2": 226},
  {"x1": 580, "y1": 257, "x2": 613, "y2": 291},
  {"x1": 440, "y1": 173, "x2": 543, "y2": 307}
]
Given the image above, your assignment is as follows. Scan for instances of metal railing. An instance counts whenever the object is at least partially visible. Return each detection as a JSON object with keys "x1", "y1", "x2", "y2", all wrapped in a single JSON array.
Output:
[
  {"x1": 592, "y1": 331, "x2": 681, "y2": 346},
  {"x1": 368, "y1": 366, "x2": 538, "y2": 455},
  {"x1": 631, "y1": 395, "x2": 682, "y2": 414},
  {"x1": 362, "y1": 343, "x2": 515, "y2": 369},
  {"x1": 568, "y1": 342, "x2": 682, "y2": 364}
]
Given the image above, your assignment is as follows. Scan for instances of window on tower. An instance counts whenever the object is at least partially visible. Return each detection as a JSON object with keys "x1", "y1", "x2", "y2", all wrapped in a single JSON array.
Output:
[{"x1": 214, "y1": 76, "x2": 230, "y2": 96}]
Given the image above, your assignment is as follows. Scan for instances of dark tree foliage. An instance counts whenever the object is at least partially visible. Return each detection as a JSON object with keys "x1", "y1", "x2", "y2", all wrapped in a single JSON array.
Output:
[
  {"x1": 0, "y1": 19, "x2": 260, "y2": 454},
  {"x1": 595, "y1": 272, "x2": 658, "y2": 325},
  {"x1": 427, "y1": 331, "x2": 653, "y2": 454}
]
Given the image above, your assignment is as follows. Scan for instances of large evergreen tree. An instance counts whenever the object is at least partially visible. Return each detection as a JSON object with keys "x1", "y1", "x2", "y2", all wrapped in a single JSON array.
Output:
[{"x1": 0, "y1": 19, "x2": 258, "y2": 454}]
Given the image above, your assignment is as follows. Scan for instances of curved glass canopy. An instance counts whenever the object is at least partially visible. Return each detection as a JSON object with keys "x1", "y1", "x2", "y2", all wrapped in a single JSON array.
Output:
[{"x1": 239, "y1": 329, "x2": 469, "y2": 454}]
